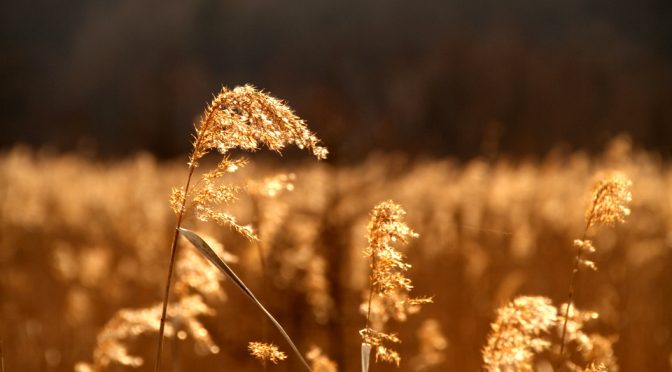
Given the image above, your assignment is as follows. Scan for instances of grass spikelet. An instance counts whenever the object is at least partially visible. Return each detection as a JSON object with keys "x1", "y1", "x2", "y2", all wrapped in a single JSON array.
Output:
[
  {"x1": 560, "y1": 173, "x2": 632, "y2": 358},
  {"x1": 584, "y1": 363, "x2": 607, "y2": 372},
  {"x1": 248, "y1": 342, "x2": 287, "y2": 366},
  {"x1": 360, "y1": 201, "x2": 431, "y2": 369},
  {"x1": 189, "y1": 85, "x2": 328, "y2": 163},
  {"x1": 586, "y1": 173, "x2": 633, "y2": 228},
  {"x1": 481, "y1": 296, "x2": 618, "y2": 371},
  {"x1": 557, "y1": 304, "x2": 618, "y2": 371},
  {"x1": 482, "y1": 296, "x2": 557, "y2": 371},
  {"x1": 79, "y1": 295, "x2": 217, "y2": 371}
]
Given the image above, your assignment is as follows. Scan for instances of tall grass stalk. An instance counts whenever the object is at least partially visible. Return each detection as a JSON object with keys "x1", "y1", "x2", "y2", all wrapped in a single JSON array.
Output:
[
  {"x1": 559, "y1": 174, "x2": 631, "y2": 359},
  {"x1": 154, "y1": 85, "x2": 326, "y2": 371},
  {"x1": 153, "y1": 130, "x2": 201, "y2": 372}
]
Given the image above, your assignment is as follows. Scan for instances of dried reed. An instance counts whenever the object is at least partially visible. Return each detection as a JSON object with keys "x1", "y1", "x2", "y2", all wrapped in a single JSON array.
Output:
[
  {"x1": 360, "y1": 201, "x2": 432, "y2": 370},
  {"x1": 559, "y1": 173, "x2": 631, "y2": 357},
  {"x1": 248, "y1": 342, "x2": 287, "y2": 366},
  {"x1": 482, "y1": 296, "x2": 557, "y2": 371},
  {"x1": 482, "y1": 296, "x2": 617, "y2": 371},
  {"x1": 155, "y1": 84, "x2": 326, "y2": 371}
]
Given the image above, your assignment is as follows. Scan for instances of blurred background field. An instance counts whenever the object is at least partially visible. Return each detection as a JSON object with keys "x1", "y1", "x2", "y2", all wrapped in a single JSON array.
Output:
[
  {"x1": 1, "y1": 139, "x2": 671, "y2": 371},
  {"x1": 2, "y1": 0, "x2": 672, "y2": 370}
]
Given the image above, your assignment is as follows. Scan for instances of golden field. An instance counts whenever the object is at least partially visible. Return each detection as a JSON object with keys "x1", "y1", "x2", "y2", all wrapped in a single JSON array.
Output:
[{"x1": 1, "y1": 138, "x2": 671, "y2": 371}]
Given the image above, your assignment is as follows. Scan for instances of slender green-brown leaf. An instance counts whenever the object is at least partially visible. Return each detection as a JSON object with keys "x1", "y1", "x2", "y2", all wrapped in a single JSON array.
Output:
[
  {"x1": 361, "y1": 342, "x2": 371, "y2": 372},
  {"x1": 178, "y1": 227, "x2": 312, "y2": 372}
]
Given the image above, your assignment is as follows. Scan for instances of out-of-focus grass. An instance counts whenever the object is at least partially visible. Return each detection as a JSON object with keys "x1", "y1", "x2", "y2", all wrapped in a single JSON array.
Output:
[{"x1": 0, "y1": 139, "x2": 670, "y2": 371}]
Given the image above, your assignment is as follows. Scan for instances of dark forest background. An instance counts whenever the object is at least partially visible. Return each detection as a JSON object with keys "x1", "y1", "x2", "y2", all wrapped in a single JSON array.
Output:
[{"x1": 2, "y1": 0, "x2": 671, "y2": 162}]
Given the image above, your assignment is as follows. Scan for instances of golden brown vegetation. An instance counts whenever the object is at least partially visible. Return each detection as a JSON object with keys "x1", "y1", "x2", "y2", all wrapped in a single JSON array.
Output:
[
  {"x1": 360, "y1": 200, "x2": 431, "y2": 368},
  {"x1": 247, "y1": 342, "x2": 287, "y2": 366},
  {"x1": 157, "y1": 84, "x2": 327, "y2": 371},
  {"x1": 1, "y1": 137, "x2": 671, "y2": 371}
]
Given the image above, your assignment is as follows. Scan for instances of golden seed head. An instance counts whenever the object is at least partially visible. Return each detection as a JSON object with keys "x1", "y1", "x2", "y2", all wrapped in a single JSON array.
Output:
[
  {"x1": 375, "y1": 345, "x2": 401, "y2": 366},
  {"x1": 190, "y1": 84, "x2": 327, "y2": 163},
  {"x1": 366, "y1": 200, "x2": 418, "y2": 254},
  {"x1": 173, "y1": 86, "x2": 327, "y2": 241},
  {"x1": 584, "y1": 363, "x2": 607, "y2": 372},
  {"x1": 482, "y1": 296, "x2": 557, "y2": 371},
  {"x1": 587, "y1": 173, "x2": 632, "y2": 227},
  {"x1": 365, "y1": 201, "x2": 419, "y2": 299},
  {"x1": 86, "y1": 295, "x2": 218, "y2": 370},
  {"x1": 361, "y1": 201, "x2": 431, "y2": 367},
  {"x1": 247, "y1": 342, "x2": 287, "y2": 365}
]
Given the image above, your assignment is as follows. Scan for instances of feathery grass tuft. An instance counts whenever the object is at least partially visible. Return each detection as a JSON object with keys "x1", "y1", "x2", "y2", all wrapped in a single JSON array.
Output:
[
  {"x1": 155, "y1": 84, "x2": 326, "y2": 371},
  {"x1": 360, "y1": 201, "x2": 432, "y2": 370},
  {"x1": 248, "y1": 342, "x2": 287, "y2": 366},
  {"x1": 559, "y1": 173, "x2": 632, "y2": 358}
]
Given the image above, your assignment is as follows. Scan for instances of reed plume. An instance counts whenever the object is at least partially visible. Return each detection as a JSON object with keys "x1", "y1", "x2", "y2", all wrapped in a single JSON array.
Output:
[
  {"x1": 156, "y1": 84, "x2": 327, "y2": 371},
  {"x1": 248, "y1": 342, "x2": 287, "y2": 366},
  {"x1": 482, "y1": 296, "x2": 617, "y2": 371},
  {"x1": 77, "y1": 234, "x2": 231, "y2": 371},
  {"x1": 584, "y1": 363, "x2": 607, "y2": 372},
  {"x1": 76, "y1": 295, "x2": 217, "y2": 372},
  {"x1": 482, "y1": 296, "x2": 557, "y2": 371},
  {"x1": 559, "y1": 173, "x2": 631, "y2": 358},
  {"x1": 360, "y1": 201, "x2": 432, "y2": 369}
]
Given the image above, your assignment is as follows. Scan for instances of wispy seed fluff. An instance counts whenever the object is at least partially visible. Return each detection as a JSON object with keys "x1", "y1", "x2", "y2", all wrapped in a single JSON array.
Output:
[
  {"x1": 482, "y1": 297, "x2": 618, "y2": 372},
  {"x1": 360, "y1": 201, "x2": 432, "y2": 368},
  {"x1": 586, "y1": 173, "x2": 632, "y2": 228},
  {"x1": 169, "y1": 85, "x2": 327, "y2": 239},
  {"x1": 190, "y1": 85, "x2": 328, "y2": 163},
  {"x1": 557, "y1": 173, "x2": 632, "y2": 362},
  {"x1": 482, "y1": 296, "x2": 557, "y2": 372},
  {"x1": 248, "y1": 342, "x2": 287, "y2": 365},
  {"x1": 76, "y1": 295, "x2": 218, "y2": 372}
]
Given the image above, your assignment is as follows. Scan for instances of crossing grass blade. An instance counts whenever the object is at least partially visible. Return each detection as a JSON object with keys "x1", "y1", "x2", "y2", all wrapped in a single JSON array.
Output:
[{"x1": 178, "y1": 227, "x2": 313, "y2": 372}]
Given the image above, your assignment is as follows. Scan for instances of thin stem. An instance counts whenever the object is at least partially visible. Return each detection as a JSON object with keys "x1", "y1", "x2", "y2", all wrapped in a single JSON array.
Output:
[
  {"x1": 558, "y1": 229, "x2": 585, "y2": 358},
  {"x1": 559, "y1": 191, "x2": 601, "y2": 363},
  {"x1": 154, "y1": 97, "x2": 218, "y2": 372},
  {"x1": 154, "y1": 164, "x2": 197, "y2": 372},
  {"x1": 364, "y1": 255, "x2": 377, "y2": 331},
  {"x1": 362, "y1": 255, "x2": 376, "y2": 372}
]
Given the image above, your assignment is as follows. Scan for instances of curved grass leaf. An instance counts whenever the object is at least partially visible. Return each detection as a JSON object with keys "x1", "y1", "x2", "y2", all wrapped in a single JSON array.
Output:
[{"x1": 177, "y1": 227, "x2": 312, "y2": 372}]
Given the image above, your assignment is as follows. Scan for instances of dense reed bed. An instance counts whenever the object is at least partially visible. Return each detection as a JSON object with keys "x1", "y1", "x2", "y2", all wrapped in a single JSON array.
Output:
[{"x1": 1, "y1": 137, "x2": 670, "y2": 371}]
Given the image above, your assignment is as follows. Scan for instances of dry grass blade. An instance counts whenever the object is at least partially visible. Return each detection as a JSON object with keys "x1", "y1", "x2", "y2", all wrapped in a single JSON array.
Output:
[
  {"x1": 361, "y1": 343, "x2": 371, "y2": 372},
  {"x1": 178, "y1": 227, "x2": 313, "y2": 372}
]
